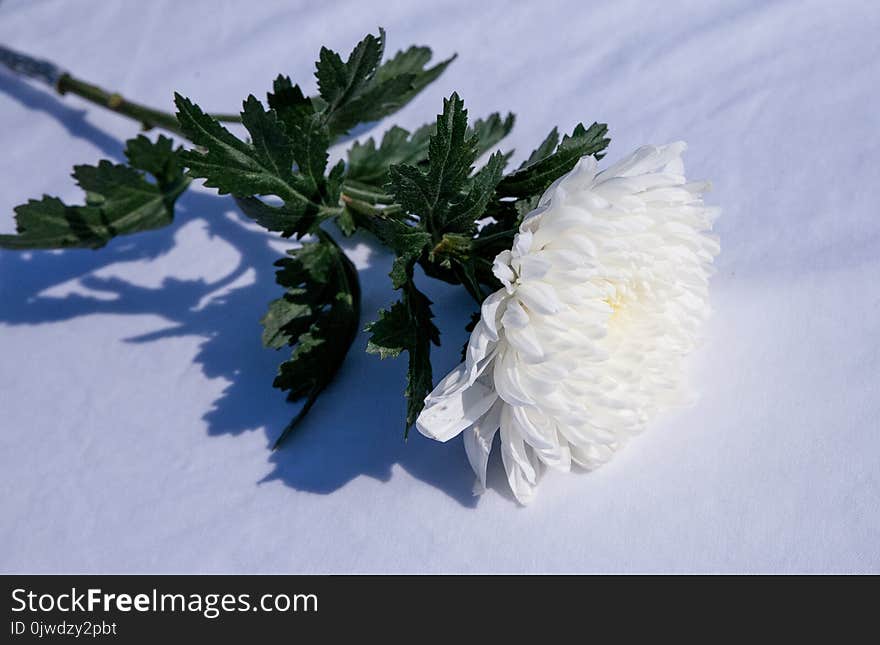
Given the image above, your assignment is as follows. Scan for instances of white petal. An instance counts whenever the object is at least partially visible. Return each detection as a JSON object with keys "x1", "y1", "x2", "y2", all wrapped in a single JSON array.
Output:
[
  {"x1": 500, "y1": 406, "x2": 541, "y2": 504},
  {"x1": 492, "y1": 250, "x2": 515, "y2": 288},
  {"x1": 516, "y1": 281, "x2": 563, "y2": 314},
  {"x1": 462, "y1": 400, "x2": 502, "y2": 494},
  {"x1": 464, "y1": 319, "x2": 496, "y2": 372},
  {"x1": 515, "y1": 254, "x2": 552, "y2": 281},
  {"x1": 539, "y1": 155, "x2": 597, "y2": 207},
  {"x1": 417, "y1": 368, "x2": 498, "y2": 442},
  {"x1": 493, "y1": 348, "x2": 536, "y2": 406},
  {"x1": 505, "y1": 325, "x2": 544, "y2": 362},
  {"x1": 512, "y1": 230, "x2": 533, "y2": 257},
  {"x1": 480, "y1": 289, "x2": 507, "y2": 341},
  {"x1": 500, "y1": 298, "x2": 529, "y2": 329},
  {"x1": 510, "y1": 404, "x2": 556, "y2": 451},
  {"x1": 423, "y1": 362, "x2": 469, "y2": 404}
]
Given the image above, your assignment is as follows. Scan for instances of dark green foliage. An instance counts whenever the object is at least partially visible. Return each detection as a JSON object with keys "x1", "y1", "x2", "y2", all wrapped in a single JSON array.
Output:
[
  {"x1": 234, "y1": 197, "x2": 318, "y2": 239},
  {"x1": 366, "y1": 279, "x2": 439, "y2": 434},
  {"x1": 263, "y1": 233, "x2": 361, "y2": 449},
  {"x1": 368, "y1": 93, "x2": 514, "y2": 431},
  {"x1": 470, "y1": 112, "x2": 515, "y2": 157},
  {"x1": 371, "y1": 217, "x2": 433, "y2": 290},
  {"x1": 387, "y1": 93, "x2": 506, "y2": 237},
  {"x1": 124, "y1": 134, "x2": 184, "y2": 186},
  {"x1": 345, "y1": 110, "x2": 512, "y2": 192},
  {"x1": 496, "y1": 122, "x2": 609, "y2": 198},
  {"x1": 362, "y1": 213, "x2": 436, "y2": 432},
  {"x1": 441, "y1": 151, "x2": 505, "y2": 235},
  {"x1": 0, "y1": 134, "x2": 189, "y2": 250},
  {"x1": 373, "y1": 45, "x2": 455, "y2": 107},
  {"x1": 346, "y1": 124, "x2": 433, "y2": 187},
  {"x1": 266, "y1": 75, "x2": 315, "y2": 135},
  {"x1": 521, "y1": 127, "x2": 560, "y2": 169},
  {"x1": 315, "y1": 29, "x2": 455, "y2": 137},
  {"x1": 175, "y1": 93, "x2": 334, "y2": 238},
  {"x1": 177, "y1": 94, "x2": 297, "y2": 199}
]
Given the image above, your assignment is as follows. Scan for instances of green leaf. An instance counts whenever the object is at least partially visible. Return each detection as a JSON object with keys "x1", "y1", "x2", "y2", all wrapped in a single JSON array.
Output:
[
  {"x1": 177, "y1": 93, "x2": 315, "y2": 202},
  {"x1": 176, "y1": 91, "x2": 338, "y2": 238},
  {"x1": 335, "y1": 207, "x2": 357, "y2": 237},
  {"x1": 365, "y1": 301, "x2": 410, "y2": 359},
  {"x1": 519, "y1": 127, "x2": 559, "y2": 169},
  {"x1": 261, "y1": 293, "x2": 314, "y2": 350},
  {"x1": 366, "y1": 280, "x2": 439, "y2": 433},
  {"x1": 345, "y1": 123, "x2": 433, "y2": 186},
  {"x1": 497, "y1": 122, "x2": 610, "y2": 198},
  {"x1": 316, "y1": 29, "x2": 385, "y2": 115},
  {"x1": 455, "y1": 258, "x2": 488, "y2": 301},
  {"x1": 387, "y1": 95, "x2": 507, "y2": 244},
  {"x1": 263, "y1": 233, "x2": 361, "y2": 449},
  {"x1": 372, "y1": 45, "x2": 431, "y2": 83},
  {"x1": 379, "y1": 94, "x2": 507, "y2": 321},
  {"x1": 315, "y1": 29, "x2": 400, "y2": 136},
  {"x1": 240, "y1": 95, "x2": 295, "y2": 182},
  {"x1": 326, "y1": 159, "x2": 346, "y2": 206},
  {"x1": 327, "y1": 74, "x2": 418, "y2": 139},
  {"x1": 124, "y1": 134, "x2": 182, "y2": 186},
  {"x1": 441, "y1": 151, "x2": 506, "y2": 235},
  {"x1": 315, "y1": 30, "x2": 456, "y2": 137},
  {"x1": 371, "y1": 217, "x2": 432, "y2": 289},
  {"x1": 0, "y1": 135, "x2": 189, "y2": 250},
  {"x1": 470, "y1": 112, "x2": 515, "y2": 157},
  {"x1": 267, "y1": 75, "x2": 316, "y2": 136},
  {"x1": 347, "y1": 109, "x2": 511, "y2": 191},
  {"x1": 387, "y1": 93, "x2": 479, "y2": 233},
  {"x1": 362, "y1": 102, "x2": 471, "y2": 432},
  {"x1": 372, "y1": 46, "x2": 456, "y2": 116},
  {"x1": 234, "y1": 197, "x2": 318, "y2": 239}
]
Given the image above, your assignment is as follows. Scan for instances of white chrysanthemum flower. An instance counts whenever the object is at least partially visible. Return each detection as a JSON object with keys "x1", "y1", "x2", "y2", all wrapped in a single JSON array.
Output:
[{"x1": 416, "y1": 142, "x2": 720, "y2": 504}]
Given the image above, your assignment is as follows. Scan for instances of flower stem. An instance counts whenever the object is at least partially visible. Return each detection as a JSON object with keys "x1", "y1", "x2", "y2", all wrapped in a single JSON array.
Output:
[
  {"x1": 1, "y1": 44, "x2": 241, "y2": 137},
  {"x1": 55, "y1": 73, "x2": 241, "y2": 138},
  {"x1": 472, "y1": 227, "x2": 516, "y2": 249},
  {"x1": 340, "y1": 180, "x2": 394, "y2": 204}
]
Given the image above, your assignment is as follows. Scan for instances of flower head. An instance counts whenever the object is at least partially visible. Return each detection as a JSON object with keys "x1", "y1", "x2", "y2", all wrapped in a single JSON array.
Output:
[{"x1": 416, "y1": 142, "x2": 720, "y2": 504}]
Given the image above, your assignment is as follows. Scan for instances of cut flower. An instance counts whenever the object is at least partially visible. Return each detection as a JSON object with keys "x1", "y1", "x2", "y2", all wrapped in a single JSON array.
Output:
[{"x1": 416, "y1": 142, "x2": 720, "y2": 504}]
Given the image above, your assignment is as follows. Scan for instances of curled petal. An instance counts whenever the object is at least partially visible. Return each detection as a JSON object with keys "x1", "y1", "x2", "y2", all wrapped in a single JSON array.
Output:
[
  {"x1": 492, "y1": 251, "x2": 515, "y2": 289},
  {"x1": 418, "y1": 368, "x2": 498, "y2": 442},
  {"x1": 480, "y1": 289, "x2": 508, "y2": 341},
  {"x1": 464, "y1": 319, "x2": 497, "y2": 375},
  {"x1": 500, "y1": 405, "x2": 541, "y2": 504},
  {"x1": 463, "y1": 400, "x2": 503, "y2": 494}
]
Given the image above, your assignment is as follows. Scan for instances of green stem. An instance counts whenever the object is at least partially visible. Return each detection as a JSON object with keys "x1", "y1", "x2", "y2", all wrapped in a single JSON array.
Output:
[
  {"x1": 55, "y1": 73, "x2": 241, "y2": 137},
  {"x1": 340, "y1": 195, "x2": 407, "y2": 236},
  {"x1": 472, "y1": 227, "x2": 516, "y2": 249},
  {"x1": 341, "y1": 180, "x2": 394, "y2": 204}
]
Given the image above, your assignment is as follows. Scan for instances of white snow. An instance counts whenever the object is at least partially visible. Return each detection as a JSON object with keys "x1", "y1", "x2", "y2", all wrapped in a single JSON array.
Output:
[{"x1": 1, "y1": 0, "x2": 878, "y2": 572}]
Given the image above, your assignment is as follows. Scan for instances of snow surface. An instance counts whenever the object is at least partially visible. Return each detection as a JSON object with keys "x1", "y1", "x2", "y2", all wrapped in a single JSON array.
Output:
[{"x1": 1, "y1": 0, "x2": 878, "y2": 573}]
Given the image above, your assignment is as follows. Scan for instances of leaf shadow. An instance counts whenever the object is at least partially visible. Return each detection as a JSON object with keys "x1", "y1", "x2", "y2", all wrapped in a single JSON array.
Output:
[
  {"x1": 0, "y1": 80, "x2": 481, "y2": 509},
  {"x1": 0, "y1": 72, "x2": 125, "y2": 160}
]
